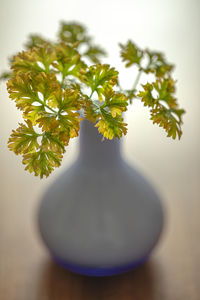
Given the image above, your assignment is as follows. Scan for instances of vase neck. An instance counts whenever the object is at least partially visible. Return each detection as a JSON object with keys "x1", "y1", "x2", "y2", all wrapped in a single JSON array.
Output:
[{"x1": 78, "y1": 120, "x2": 122, "y2": 167}]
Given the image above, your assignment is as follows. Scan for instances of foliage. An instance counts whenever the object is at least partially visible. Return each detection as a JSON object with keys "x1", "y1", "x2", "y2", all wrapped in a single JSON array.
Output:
[
  {"x1": 1, "y1": 21, "x2": 185, "y2": 177},
  {"x1": 119, "y1": 40, "x2": 184, "y2": 138},
  {"x1": 137, "y1": 78, "x2": 184, "y2": 139}
]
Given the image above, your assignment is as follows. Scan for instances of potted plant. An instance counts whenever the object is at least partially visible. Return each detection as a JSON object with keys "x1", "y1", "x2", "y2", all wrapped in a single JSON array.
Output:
[{"x1": 1, "y1": 21, "x2": 185, "y2": 276}]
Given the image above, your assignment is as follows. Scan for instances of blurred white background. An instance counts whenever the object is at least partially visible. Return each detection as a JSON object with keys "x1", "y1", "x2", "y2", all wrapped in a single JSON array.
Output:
[{"x1": 0, "y1": 0, "x2": 199, "y2": 210}]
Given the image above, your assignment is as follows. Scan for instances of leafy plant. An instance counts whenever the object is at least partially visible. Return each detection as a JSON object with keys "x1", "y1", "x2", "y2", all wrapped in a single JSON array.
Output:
[{"x1": 1, "y1": 21, "x2": 185, "y2": 178}]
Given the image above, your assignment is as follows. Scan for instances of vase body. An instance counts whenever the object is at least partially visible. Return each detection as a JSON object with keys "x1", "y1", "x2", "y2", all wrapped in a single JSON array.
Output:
[{"x1": 38, "y1": 120, "x2": 164, "y2": 276}]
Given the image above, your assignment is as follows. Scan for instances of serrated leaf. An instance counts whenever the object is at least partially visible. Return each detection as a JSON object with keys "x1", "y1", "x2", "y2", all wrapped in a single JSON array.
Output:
[
  {"x1": 8, "y1": 120, "x2": 66, "y2": 178},
  {"x1": 53, "y1": 42, "x2": 87, "y2": 80},
  {"x1": 84, "y1": 87, "x2": 128, "y2": 139},
  {"x1": 153, "y1": 77, "x2": 177, "y2": 108},
  {"x1": 60, "y1": 88, "x2": 83, "y2": 111},
  {"x1": 144, "y1": 50, "x2": 174, "y2": 77},
  {"x1": 11, "y1": 44, "x2": 56, "y2": 74},
  {"x1": 7, "y1": 72, "x2": 40, "y2": 111},
  {"x1": 137, "y1": 78, "x2": 184, "y2": 139},
  {"x1": 7, "y1": 72, "x2": 60, "y2": 121},
  {"x1": 41, "y1": 132, "x2": 65, "y2": 153},
  {"x1": 11, "y1": 50, "x2": 43, "y2": 74},
  {"x1": 95, "y1": 112, "x2": 127, "y2": 140},
  {"x1": 7, "y1": 71, "x2": 82, "y2": 144},
  {"x1": 151, "y1": 107, "x2": 185, "y2": 139},
  {"x1": 37, "y1": 87, "x2": 82, "y2": 143},
  {"x1": 84, "y1": 98, "x2": 101, "y2": 122},
  {"x1": 0, "y1": 71, "x2": 11, "y2": 82},
  {"x1": 22, "y1": 149, "x2": 63, "y2": 178},
  {"x1": 8, "y1": 120, "x2": 40, "y2": 154},
  {"x1": 59, "y1": 114, "x2": 80, "y2": 138},
  {"x1": 120, "y1": 41, "x2": 143, "y2": 67},
  {"x1": 25, "y1": 35, "x2": 50, "y2": 49},
  {"x1": 84, "y1": 46, "x2": 106, "y2": 63},
  {"x1": 58, "y1": 22, "x2": 90, "y2": 45},
  {"x1": 37, "y1": 114, "x2": 60, "y2": 132},
  {"x1": 23, "y1": 105, "x2": 45, "y2": 123},
  {"x1": 37, "y1": 112, "x2": 81, "y2": 145},
  {"x1": 84, "y1": 64, "x2": 118, "y2": 99},
  {"x1": 137, "y1": 83, "x2": 156, "y2": 107},
  {"x1": 103, "y1": 88, "x2": 128, "y2": 117}
]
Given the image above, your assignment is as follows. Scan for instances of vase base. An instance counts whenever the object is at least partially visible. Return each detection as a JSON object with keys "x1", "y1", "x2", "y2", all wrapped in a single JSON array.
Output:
[{"x1": 52, "y1": 253, "x2": 150, "y2": 277}]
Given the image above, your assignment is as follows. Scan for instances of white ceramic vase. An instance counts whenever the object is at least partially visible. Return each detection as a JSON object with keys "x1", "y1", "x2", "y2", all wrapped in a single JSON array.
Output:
[{"x1": 38, "y1": 120, "x2": 164, "y2": 276}]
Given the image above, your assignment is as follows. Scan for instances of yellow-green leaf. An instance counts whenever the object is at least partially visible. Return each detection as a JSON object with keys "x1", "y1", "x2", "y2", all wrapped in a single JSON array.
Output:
[
  {"x1": 84, "y1": 46, "x2": 106, "y2": 64},
  {"x1": 137, "y1": 78, "x2": 185, "y2": 139},
  {"x1": 8, "y1": 120, "x2": 39, "y2": 154},
  {"x1": 144, "y1": 50, "x2": 174, "y2": 77},
  {"x1": 103, "y1": 88, "x2": 128, "y2": 117},
  {"x1": 7, "y1": 72, "x2": 60, "y2": 122},
  {"x1": 53, "y1": 42, "x2": 87, "y2": 80},
  {"x1": 22, "y1": 149, "x2": 63, "y2": 178},
  {"x1": 58, "y1": 22, "x2": 90, "y2": 45},
  {"x1": 95, "y1": 112, "x2": 127, "y2": 140},
  {"x1": 84, "y1": 64, "x2": 118, "y2": 98},
  {"x1": 120, "y1": 41, "x2": 143, "y2": 67},
  {"x1": 11, "y1": 44, "x2": 56, "y2": 74}
]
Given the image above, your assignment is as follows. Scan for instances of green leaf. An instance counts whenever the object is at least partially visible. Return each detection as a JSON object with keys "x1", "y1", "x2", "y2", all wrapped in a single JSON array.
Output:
[
  {"x1": 37, "y1": 87, "x2": 82, "y2": 144},
  {"x1": 84, "y1": 46, "x2": 106, "y2": 63},
  {"x1": 11, "y1": 50, "x2": 44, "y2": 74},
  {"x1": 119, "y1": 41, "x2": 143, "y2": 67},
  {"x1": 137, "y1": 82, "x2": 156, "y2": 107},
  {"x1": 95, "y1": 112, "x2": 127, "y2": 140},
  {"x1": 5, "y1": 22, "x2": 185, "y2": 179},
  {"x1": 58, "y1": 113, "x2": 81, "y2": 139},
  {"x1": 53, "y1": 42, "x2": 87, "y2": 80},
  {"x1": 7, "y1": 72, "x2": 41, "y2": 111},
  {"x1": 84, "y1": 97, "x2": 100, "y2": 122},
  {"x1": 7, "y1": 72, "x2": 60, "y2": 120},
  {"x1": 84, "y1": 87, "x2": 128, "y2": 139},
  {"x1": 144, "y1": 49, "x2": 174, "y2": 77},
  {"x1": 137, "y1": 77, "x2": 185, "y2": 139},
  {"x1": 11, "y1": 44, "x2": 57, "y2": 74},
  {"x1": 36, "y1": 114, "x2": 60, "y2": 132},
  {"x1": 0, "y1": 71, "x2": 11, "y2": 82},
  {"x1": 25, "y1": 34, "x2": 51, "y2": 49},
  {"x1": 40, "y1": 131, "x2": 65, "y2": 153},
  {"x1": 151, "y1": 107, "x2": 185, "y2": 139},
  {"x1": 22, "y1": 149, "x2": 63, "y2": 178},
  {"x1": 103, "y1": 88, "x2": 128, "y2": 117},
  {"x1": 84, "y1": 64, "x2": 118, "y2": 99},
  {"x1": 8, "y1": 120, "x2": 65, "y2": 178},
  {"x1": 8, "y1": 120, "x2": 39, "y2": 154},
  {"x1": 37, "y1": 112, "x2": 81, "y2": 144},
  {"x1": 60, "y1": 88, "x2": 83, "y2": 111},
  {"x1": 58, "y1": 22, "x2": 90, "y2": 45},
  {"x1": 153, "y1": 77, "x2": 177, "y2": 107}
]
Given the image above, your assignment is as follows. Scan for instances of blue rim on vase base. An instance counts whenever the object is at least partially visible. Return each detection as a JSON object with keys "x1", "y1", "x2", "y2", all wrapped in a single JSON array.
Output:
[{"x1": 52, "y1": 253, "x2": 150, "y2": 277}]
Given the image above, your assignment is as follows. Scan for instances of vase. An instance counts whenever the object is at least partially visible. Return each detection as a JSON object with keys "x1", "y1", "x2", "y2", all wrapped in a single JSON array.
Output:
[{"x1": 38, "y1": 120, "x2": 164, "y2": 276}]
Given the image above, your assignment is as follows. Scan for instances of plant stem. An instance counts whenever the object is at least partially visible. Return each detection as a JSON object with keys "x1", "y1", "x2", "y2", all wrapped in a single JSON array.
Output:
[
  {"x1": 44, "y1": 103, "x2": 57, "y2": 114},
  {"x1": 132, "y1": 68, "x2": 143, "y2": 91},
  {"x1": 61, "y1": 73, "x2": 65, "y2": 87},
  {"x1": 35, "y1": 97, "x2": 58, "y2": 114},
  {"x1": 89, "y1": 90, "x2": 94, "y2": 98}
]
